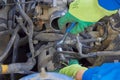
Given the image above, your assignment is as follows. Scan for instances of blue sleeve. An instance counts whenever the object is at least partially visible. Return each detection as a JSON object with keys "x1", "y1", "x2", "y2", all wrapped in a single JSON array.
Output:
[
  {"x1": 98, "y1": 0, "x2": 120, "y2": 10},
  {"x1": 82, "y1": 62, "x2": 120, "y2": 80}
]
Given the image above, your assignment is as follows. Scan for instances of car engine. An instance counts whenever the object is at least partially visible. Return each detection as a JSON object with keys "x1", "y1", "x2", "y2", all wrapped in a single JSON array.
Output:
[{"x1": 0, "y1": 0, "x2": 120, "y2": 79}]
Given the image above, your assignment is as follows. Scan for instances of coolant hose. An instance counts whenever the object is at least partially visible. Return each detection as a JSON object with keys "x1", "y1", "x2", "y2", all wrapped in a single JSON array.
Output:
[{"x1": 0, "y1": 58, "x2": 36, "y2": 74}]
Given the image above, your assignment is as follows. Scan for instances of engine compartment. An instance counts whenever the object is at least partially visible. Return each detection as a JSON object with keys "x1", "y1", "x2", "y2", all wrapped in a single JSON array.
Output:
[{"x1": 0, "y1": 0, "x2": 120, "y2": 79}]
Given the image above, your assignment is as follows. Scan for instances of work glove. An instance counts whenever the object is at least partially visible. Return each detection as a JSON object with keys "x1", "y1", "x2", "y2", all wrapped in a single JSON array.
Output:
[
  {"x1": 59, "y1": 64, "x2": 87, "y2": 78},
  {"x1": 58, "y1": 12, "x2": 94, "y2": 34}
]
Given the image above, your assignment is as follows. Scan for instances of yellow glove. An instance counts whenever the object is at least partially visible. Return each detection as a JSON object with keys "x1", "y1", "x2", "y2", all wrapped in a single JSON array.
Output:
[{"x1": 59, "y1": 64, "x2": 87, "y2": 78}]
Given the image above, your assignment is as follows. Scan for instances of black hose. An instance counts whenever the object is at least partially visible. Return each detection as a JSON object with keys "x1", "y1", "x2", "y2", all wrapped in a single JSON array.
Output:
[{"x1": 15, "y1": 0, "x2": 35, "y2": 57}]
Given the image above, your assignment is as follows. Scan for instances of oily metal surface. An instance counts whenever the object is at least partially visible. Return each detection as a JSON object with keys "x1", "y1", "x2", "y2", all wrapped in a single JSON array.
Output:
[
  {"x1": 0, "y1": 34, "x2": 10, "y2": 56},
  {"x1": 35, "y1": 32, "x2": 63, "y2": 41},
  {"x1": 38, "y1": 44, "x2": 56, "y2": 71}
]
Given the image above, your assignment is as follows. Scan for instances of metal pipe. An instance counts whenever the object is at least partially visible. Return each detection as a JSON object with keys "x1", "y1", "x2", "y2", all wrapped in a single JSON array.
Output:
[
  {"x1": 0, "y1": 58, "x2": 36, "y2": 74},
  {"x1": 50, "y1": 9, "x2": 67, "y2": 30},
  {"x1": 53, "y1": 0, "x2": 57, "y2": 7},
  {"x1": 76, "y1": 35, "x2": 120, "y2": 58},
  {"x1": 88, "y1": 51, "x2": 120, "y2": 57},
  {"x1": 79, "y1": 38, "x2": 102, "y2": 43},
  {"x1": 76, "y1": 35, "x2": 89, "y2": 58}
]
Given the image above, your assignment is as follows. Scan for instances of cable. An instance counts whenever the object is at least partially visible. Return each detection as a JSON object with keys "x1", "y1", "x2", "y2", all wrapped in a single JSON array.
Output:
[{"x1": 16, "y1": 0, "x2": 35, "y2": 58}]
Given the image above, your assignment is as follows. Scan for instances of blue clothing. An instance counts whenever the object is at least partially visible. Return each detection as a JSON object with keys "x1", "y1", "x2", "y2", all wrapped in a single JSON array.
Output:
[
  {"x1": 83, "y1": 62, "x2": 120, "y2": 80},
  {"x1": 98, "y1": 0, "x2": 120, "y2": 10}
]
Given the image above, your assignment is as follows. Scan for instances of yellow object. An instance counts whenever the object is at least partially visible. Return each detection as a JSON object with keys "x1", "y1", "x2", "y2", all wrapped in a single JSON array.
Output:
[
  {"x1": 1, "y1": 65, "x2": 8, "y2": 74},
  {"x1": 69, "y1": 0, "x2": 117, "y2": 22},
  {"x1": 59, "y1": 64, "x2": 87, "y2": 77}
]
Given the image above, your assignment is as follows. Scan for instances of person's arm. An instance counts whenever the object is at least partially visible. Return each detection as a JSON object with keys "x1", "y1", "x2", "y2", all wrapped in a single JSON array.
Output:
[
  {"x1": 60, "y1": 62, "x2": 120, "y2": 80},
  {"x1": 98, "y1": 0, "x2": 120, "y2": 10},
  {"x1": 76, "y1": 62, "x2": 120, "y2": 80},
  {"x1": 75, "y1": 69, "x2": 86, "y2": 80}
]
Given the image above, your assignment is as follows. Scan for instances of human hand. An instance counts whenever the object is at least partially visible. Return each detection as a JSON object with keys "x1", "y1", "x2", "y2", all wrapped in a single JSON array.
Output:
[
  {"x1": 58, "y1": 12, "x2": 94, "y2": 34},
  {"x1": 59, "y1": 64, "x2": 87, "y2": 80}
]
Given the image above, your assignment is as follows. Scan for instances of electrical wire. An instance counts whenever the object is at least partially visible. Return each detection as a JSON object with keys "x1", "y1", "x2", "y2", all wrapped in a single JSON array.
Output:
[{"x1": 16, "y1": 0, "x2": 35, "y2": 58}]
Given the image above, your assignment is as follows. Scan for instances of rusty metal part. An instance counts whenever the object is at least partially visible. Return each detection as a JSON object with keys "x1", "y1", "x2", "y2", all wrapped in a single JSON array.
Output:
[
  {"x1": 34, "y1": 2, "x2": 66, "y2": 20},
  {"x1": 86, "y1": 19, "x2": 120, "y2": 66},
  {"x1": 90, "y1": 20, "x2": 119, "y2": 51},
  {"x1": 34, "y1": 19, "x2": 45, "y2": 31},
  {"x1": 49, "y1": 9, "x2": 67, "y2": 30},
  {"x1": 38, "y1": 43, "x2": 56, "y2": 71},
  {"x1": 103, "y1": 22, "x2": 119, "y2": 50},
  {"x1": 33, "y1": 1, "x2": 67, "y2": 31}
]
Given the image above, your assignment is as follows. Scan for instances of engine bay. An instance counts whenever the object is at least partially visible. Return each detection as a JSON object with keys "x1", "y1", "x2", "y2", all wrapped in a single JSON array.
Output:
[{"x1": 0, "y1": 0, "x2": 120, "y2": 79}]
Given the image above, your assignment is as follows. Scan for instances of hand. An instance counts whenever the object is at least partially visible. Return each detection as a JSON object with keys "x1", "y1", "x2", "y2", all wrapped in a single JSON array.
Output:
[
  {"x1": 58, "y1": 12, "x2": 94, "y2": 34},
  {"x1": 59, "y1": 64, "x2": 87, "y2": 79}
]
